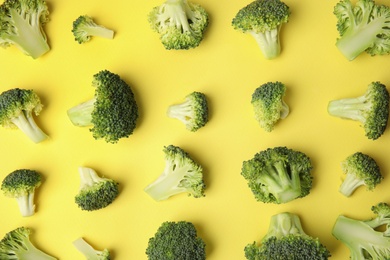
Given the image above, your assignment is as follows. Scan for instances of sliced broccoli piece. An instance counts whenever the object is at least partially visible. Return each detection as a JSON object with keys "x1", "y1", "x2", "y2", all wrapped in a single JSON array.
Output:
[
  {"x1": 328, "y1": 81, "x2": 390, "y2": 140},
  {"x1": 73, "y1": 237, "x2": 110, "y2": 260},
  {"x1": 72, "y1": 15, "x2": 114, "y2": 44}
]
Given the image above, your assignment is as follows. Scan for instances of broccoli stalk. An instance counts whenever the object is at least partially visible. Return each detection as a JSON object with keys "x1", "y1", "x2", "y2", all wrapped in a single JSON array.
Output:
[
  {"x1": 73, "y1": 237, "x2": 110, "y2": 260},
  {"x1": 72, "y1": 15, "x2": 114, "y2": 44}
]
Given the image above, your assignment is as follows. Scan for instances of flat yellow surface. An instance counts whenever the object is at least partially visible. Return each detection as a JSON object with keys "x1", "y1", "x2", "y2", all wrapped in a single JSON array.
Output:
[{"x1": 1, "y1": 0, "x2": 390, "y2": 259}]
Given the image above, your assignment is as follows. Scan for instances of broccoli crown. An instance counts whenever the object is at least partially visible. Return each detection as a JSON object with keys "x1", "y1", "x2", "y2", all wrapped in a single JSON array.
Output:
[
  {"x1": 73, "y1": 237, "x2": 110, "y2": 260},
  {"x1": 74, "y1": 167, "x2": 119, "y2": 211},
  {"x1": 146, "y1": 221, "x2": 206, "y2": 260},
  {"x1": 0, "y1": 0, "x2": 50, "y2": 58},
  {"x1": 148, "y1": 0, "x2": 209, "y2": 50},
  {"x1": 251, "y1": 81, "x2": 289, "y2": 132},
  {"x1": 144, "y1": 145, "x2": 205, "y2": 201},
  {"x1": 332, "y1": 202, "x2": 390, "y2": 259},
  {"x1": 167, "y1": 91, "x2": 208, "y2": 132},
  {"x1": 241, "y1": 146, "x2": 313, "y2": 204},
  {"x1": 245, "y1": 212, "x2": 331, "y2": 260},
  {"x1": 334, "y1": 0, "x2": 390, "y2": 60},
  {"x1": 328, "y1": 81, "x2": 390, "y2": 140},
  {"x1": 72, "y1": 15, "x2": 114, "y2": 44}
]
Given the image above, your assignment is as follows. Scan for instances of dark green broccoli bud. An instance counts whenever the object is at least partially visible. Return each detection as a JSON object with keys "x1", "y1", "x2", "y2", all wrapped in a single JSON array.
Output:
[
  {"x1": 332, "y1": 202, "x2": 390, "y2": 259},
  {"x1": 241, "y1": 146, "x2": 313, "y2": 204},
  {"x1": 0, "y1": 88, "x2": 48, "y2": 143},
  {"x1": 144, "y1": 145, "x2": 205, "y2": 201},
  {"x1": 167, "y1": 91, "x2": 208, "y2": 132},
  {"x1": 334, "y1": 0, "x2": 390, "y2": 61},
  {"x1": 251, "y1": 81, "x2": 289, "y2": 132},
  {"x1": 0, "y1": 227, "x2": 57, "y2": 259},
  {"x1": 327, "y1": 81, "x2": 390, "y2": 140},
  {"x1": 1, "y1": 169, "x2": 42, "y2": 217},
  {"x1": 73, "y1": 237, "x2": 110, "y2": 260},
  {"x1": 72, "y1": 15, "x2": 114, "y2": 44},
  {"x1": 74, "y1": 167, "x2": 119, "y2": 211},
  {"x1": 0, "y1": 0, "x2": 50, "y2": 59},
  {"x1": 245, "y1": 212, "x2": 331, "y2": 260},
  {"x1": 67, "y1": 70, "x2": 139, "y2": 144},
  {"x1": 148, "y1": 0, "x2": 209, "y2": 50},
  {"x1": 146, "y1": 221, "x2": 206, "y2": 260},
  {"x1": 232, "y1": 0, "x2": 290, "y2": 59}
]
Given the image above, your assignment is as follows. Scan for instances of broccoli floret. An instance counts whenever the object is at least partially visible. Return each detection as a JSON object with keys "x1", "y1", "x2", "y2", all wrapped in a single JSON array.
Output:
[
  {"x1": 232, "y1": 0, "x2": 290, "y2": 59},
  {"x1": 148, "y1": 0, "x2": 209, "y2": 50},
  {"x1": 1, "y1": 169, "x2": 42, "y2": 217},
  {"x1": 0, "y1": 0, "x2": 50, "y2": 59},
  {"x1": 73, "y1": 237, "x2": 110, "y2": 260},
  {"x1": 167, "y1": 91, "x2": 208, "y2": 132},
  {"x1": 0, "y1": 88, "x2": 48, "y2": 143},
  {"x1": 74, "y1": 167, "x2": 119, "y2": 211},
  {"x1": 67, "y1": 70, "x2": 138, "y2": 144},
  {"x1": 332, "y1": 202, "x2": 390, "y2": 259},
  {"x1": 241, "y1": 146, "x2": 313, "y2": 204},
  {"x1": 334, "y1": 0, "x2": 390, "y2": 61},
  {"x1": 72, "y1": 15, "x2": 114, "y2": 44},
  {"x1": 0, "y1": 227, "x2": 57, "y2": 259},
  {"x1": 327, "y1": 81, "x2": 390, "y2": 140},
  {"x1": 339, "y1": 152, "x2": 383, "y2": 197},
  {"x1": 146, "y1": 221, "x2": 206, "y2": 260},
  {"x1": 144, "y1": 145, "x2": 205, "y2": 201},
  {"x1": 251, "y1": 81, "x2": 289, "y2": 132},
  {"x1": 245, "y1": 212, "x2": 331, "y2": 260}
]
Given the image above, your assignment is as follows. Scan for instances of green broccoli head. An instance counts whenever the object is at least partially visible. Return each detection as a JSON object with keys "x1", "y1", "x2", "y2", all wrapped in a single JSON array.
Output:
[
  {"x1": 148, "y1": 0, "x2": 209, "y2": 50},
  {"x1": 72, "y1": 15, "x2": 114, "y2": 44},
  {"x1": 144, "y1": 145, "x2": 205, "y2": 201},
  {"x1": 167, "y1": 91, "x2": 208, "y2": 132},
  {"x1": 1, "y1": 169, "x2": 42, "y2": 217},
  {"x1": 67, "y1": 70, "x2": 139, "y2": 144},
  {"x1": 245, "y1": 212, "x2": 331, "y2": 260},
  {"x1": 328, "y1": 81, "x2": 390, "y2": 140},
  {"x1": 0, "y1": 0, "x2": 50, "y2": 58},
  {"x1": 146, "y1": 221, "x2": 206, "y2": 260},
  {"x1": 232, "y1": 0, "x2": 290, "y2": 59},
  {"x1": 241, "y1": 146, "x2": 313, "y2": 204},
  {"x1": 73, "y1": 237, "x2": 110, "y2": 260},
  {"x1": 251, "y1": 81, "x2": 289, "y2": 132}
]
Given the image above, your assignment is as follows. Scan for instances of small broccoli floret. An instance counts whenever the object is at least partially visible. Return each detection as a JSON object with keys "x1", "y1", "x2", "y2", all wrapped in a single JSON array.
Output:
[
  {"x1": 146, "y1": 221, "x2": 206, "y2": 260},
  {"x1": 0, "y1": 227, "x2": 57, "y2": 259},
  {"x1": 73, "y1": 237, "x2": 110, "y2": 260},
  {"x1": 327, "y1": 81, "x2": 390, "y2": 140},
  {"x1": 241, "y1": 146, "x2": 313, "y2": 204},
  {"x1": 245, "y1": 212, "x2": 331, "y2": 260},
  {"x1": 167, "y1": 91, "x2": 208, "y2": 132},
  {"x1": 74, "y1": 167, "x2": 119, "y2": 211},
  {"x1": 232, "y1": 0, "x2": 290, "y2": 59},
  {"x1": 251, "y1": 81, "x2": 289, "y2": 132},
  {"x1": 67, "y1": 70, "x2": 138, "y2": 143},
  {"x1": 334, "y1": 0, "x2": 390, "y2": 61},
  {"x1": 0, "y1": 88, "x2": 48, "y2": 143},
  {"x1": 332, "y1": 202, "x2": 390, "y2": 259},
  {"x1": 1, "y1": 169, "x2": 42, "y2": 217},
  {"x1": 72, "y1": 15, "x2": 114, "y2": 44},
  {"x1": 0, "y1": 0, "x2": 50, "y2": 59},
  {"x1": 144, "y1": 145, "x2": 205, "y2": 201},
  {"x1": 148, "y1": 0, "x2": 209, "y2": 50}
]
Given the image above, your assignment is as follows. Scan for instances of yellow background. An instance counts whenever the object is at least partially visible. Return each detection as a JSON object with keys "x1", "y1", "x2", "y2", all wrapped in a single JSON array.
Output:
[{"x1": 1, "y1": 0, "x2": 390, "y2": 259}]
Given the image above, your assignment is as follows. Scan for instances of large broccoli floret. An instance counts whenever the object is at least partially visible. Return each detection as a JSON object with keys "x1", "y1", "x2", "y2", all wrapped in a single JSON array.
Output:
[
  {"x1": 241, "y1": 146, "x2": 313, "y2": 204},
  {"x1": 146, "y1": 221, "x2": 206, "y2": 260},
  {"x1": 72, "y1": 15, "x2": 114, "y2": 44},
  {"x1": 144, "y1": 145, "x2": 205, "y2": 201},
  {"x1": 332, "y1": 202, "x2": 390, "y2": 259},
  {"x1": 73, "y1": 237, "x2": 110, "y2": 260},
  {"x1": 334, "y1": 0, "x2": 390, "y2": 61},
  {"x1": 148, "y1": 0, "x2": 209, "y2": 50},
  {"x1": 232, "y1": 0, "x2": 290, "y2": 59},
  {"x1": 167, "y1": 91, "x2": 208, "y2": 132},
  {"x1": 67, "y1": 70, "x2": 139, "y2": 144},
  {"x1": 251, "y1": 81, "x2": 289, "y2": 132},
  {"x1": 0, "y1": 88, "x2": 48, "y2": 143},
  {"x1": 0, "y1": 227, "x2": 57, "y2": 259},
  {"x1": 0, "y1": 0, "x2": 50, "y2": 59},
  {"x1": 245, "y1": 212, "x2": 331, "y2": 260},
  {"x1": 1, "y1": 169, "x2": 42, "y2": 217},
  {"x1": 327, "y1": 81, "x2": 390, "y2": 140}
]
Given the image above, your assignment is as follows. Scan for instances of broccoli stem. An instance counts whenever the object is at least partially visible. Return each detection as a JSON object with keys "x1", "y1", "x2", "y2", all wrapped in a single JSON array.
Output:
[
  {"x1": 17, "y1": 239, "x2": 57, "y2": 260},
  {"x1": 161, "y1": 0, "x2": 191, "y2": 32},
  {"x1": 67, "y1": 98, "x2": 95, "y2": 127},
  {"x1": 327, "y1": 96, "x2": 368, "y2": 123},
  {"x1": 78, "y1": 167, "x2": 102, "y2": 188},
  {"x1": 263, "y1": 212, "x2": 307, "y2": 240},
  {"x1": 73, "y1": 238, "x2": 99, "y2": 258},
  {"x1": 339, "y1": 173, "x2": 364, "y2": 197},
  {"x1": 11, "y1": 110, "x2": 48, "y2": 143},
  {"x1": 16, "y1": 193, "x2": 35, "y2": 217},
  {"x1": 280, "y1": 100, "x2": 290, "y2": 119},
  {"x1": 249, "y1": 28, "x2": 281, "y2": 59},
  {"x1": 87, "y1": 27, "x2": 114, "y2": 39},
  {"x1": 167, "y1": 102, "x2": 193, "y2": 123}
]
